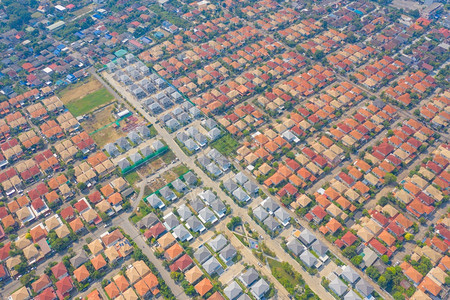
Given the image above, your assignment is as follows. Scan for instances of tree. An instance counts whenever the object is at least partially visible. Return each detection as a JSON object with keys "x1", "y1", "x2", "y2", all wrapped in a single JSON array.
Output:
[
  {"x1": 381, "y1": 255, "x2": 389, "y2": 264},
  {"x1": 384, "y1": 173, "x2": 397, "y2": 185},
  {"x1": 77, "y1": 182, "x2": 87, "y2": 190},
  {"x1": 351, "y1": 255, "x2": 363, "y2": 266}
]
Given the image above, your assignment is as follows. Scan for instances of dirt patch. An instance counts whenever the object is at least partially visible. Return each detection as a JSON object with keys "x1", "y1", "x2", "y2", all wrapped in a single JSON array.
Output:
[
  {"x1": 148, "y1": 177, "x2": 166, "y2": 193},
  {"x1": 82, "y1": 105, "x2": 116, "y2": 132},
  {"x1": 161, "y1": 170, "x2": 178, "y2": 183},
  {"x1": 59, "y1": 78, "x2": 103, "y2": 104},
  {"x1": 91, "y1": 126, "x2": 126, "y2": 148}
]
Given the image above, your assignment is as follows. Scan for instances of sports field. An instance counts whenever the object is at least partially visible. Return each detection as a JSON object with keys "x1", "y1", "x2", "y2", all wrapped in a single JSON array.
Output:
[{"x1": 59, "y1": 78, "x2": 114, "y2": 117}]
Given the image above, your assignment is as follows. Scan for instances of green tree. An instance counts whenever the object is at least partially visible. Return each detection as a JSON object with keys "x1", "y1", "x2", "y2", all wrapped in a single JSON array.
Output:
[{"x1": 384, "y1": 173, "x2": 397, "y2": 185}]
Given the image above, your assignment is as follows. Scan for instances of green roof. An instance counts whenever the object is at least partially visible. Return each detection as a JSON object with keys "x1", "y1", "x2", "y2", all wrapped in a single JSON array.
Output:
[{"x1": 114, "y1": 49, "x2": 127, "y2": 58}]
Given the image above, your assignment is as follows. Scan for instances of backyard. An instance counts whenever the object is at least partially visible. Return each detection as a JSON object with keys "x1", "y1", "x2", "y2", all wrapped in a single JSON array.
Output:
[{"x1": 211, "y1": 134, "x2": 239, "y2": 156}]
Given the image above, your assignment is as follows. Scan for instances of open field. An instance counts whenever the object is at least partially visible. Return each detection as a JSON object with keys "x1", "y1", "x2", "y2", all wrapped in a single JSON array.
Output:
[
  {"x1": 58, "y1": 78, "x2": 114, "y2": 117},
  {"x1": 211, "y1": 134, "x2": 240, "y2": 156},
  {"x1": 125, "y1": 171, "x2": 141, "y2": 186},
  {"x1": 59, "y1": 78, "x2": 103, "y2": 103},
  {"x1": 66, "y1": 88, "x2": 114, "y2": 116},
  {"x1": 91, "y1": 126, "x2": 124, "y2": 147}
]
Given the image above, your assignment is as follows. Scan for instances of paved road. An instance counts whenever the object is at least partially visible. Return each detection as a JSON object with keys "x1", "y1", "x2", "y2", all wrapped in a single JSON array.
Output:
[{"x1": 98, "y1": 70, "x2": 333, "y2": 300}]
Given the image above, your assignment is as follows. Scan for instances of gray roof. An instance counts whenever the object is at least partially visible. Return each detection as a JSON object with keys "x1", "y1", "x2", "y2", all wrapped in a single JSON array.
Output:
[
  {"x1": 224, "y1": 281, "x2": 243, "y2": 300},
  {"x1": 118, "y1": 158, "x2": 130, "y2": 170},
  {"x1": 329, "y1": 277, "x2": 347, "y2": 297},
  {"x1": 311, "y1": 239, "x2": 328, "y2": 258},
  {"x1": 341, "y1": 265, "x2": 360, "y2": 285},
  {"x1": 141, "y1": 146, "x2": 153, "y2": 157},
  {"x1": 208, "y1": 234, "x2": 228, "y2": 252},
  {"x1": 172, "y1": 224, "x2": 192, "y2": 242},
  {"x1": 177, "y1": 204, "x2": 192, "y2": 221},
  {"x1": 237, "y1": 295, "x2": 251, "y2": 300},
  {"x1": 251, "y1": 278, "x2": 270, "y2": 298},
  {"x1": 240, "y1": 268, "x2": 259, "y2": 286},
  {"x1": 137, "y1": 126, "x2": 151, "y2": 137},
  {"x1": 197, "y1": 155, "x2": 211, "y2": 167},
  {"x1": 287, "y1": 238, "x2": 304, "y2": 256},
  {"x1": 104, "y1": 143, "x2": 119, "y2": 156},
  {"x1": 299, "y1": 229, "x2": 316, "y2": 246},
  {"x1": 163, "y1": 213, "x2": 179, "y2": 230},
  {"x1": 208, "y1": 128, "x2": 221, "y2": 140},
  {"x1": 152, "y1": 140, "x2": 165, "y2": 151},
  {"x1": 127, "y1": 131, "x2": 142, "y2": 144},
  {"x1": 184, "y1": 139, "x2": 199, "y2": 152},
  {"x1": 129, "y1": 151, "x2": 143, "y2": 164},
  {"x1": 183, "y1": 172, "x2": 197, "y2": 186},
  {"x1": 263, "y1": 215, "x2": 279, "y2": 232},
  {"x1": 232, "y1": 187, "x2": 250, "y2": 202},
  {"x1": 355, "y1": 278, "x2": 374, "y2": 297},
  {"x1": 261, "y1": 198, "x2": 279, "y2": 213},
  {"x1": 253, "y1": 206, "x2": 269, "y2": 222},
  {"x1": 223, "y1": 179, "x2": 238, "y2": 193},
  {"x1": 206, "y1": 163, "x2": 222, "y2": 177},
  {"x1": 299, "y1": 250, "x2": 317, "y2": 268},
  {"x1": 243, "y1": 180, "x2": 259, "y2": 194},
  {"x1": 203, "y1": 257, "x2": 222, "y2": 275},
  {"x1": 203, "y1": 118, "x2": 217, "y2": 130},
  {"x1": 116, "y1": 137, "x2": 130, "y2": 150},
  {"x1": 210, "y1": 199, "x2": 226, "y2": 215},
  {"x1": 344, "y1": 290, "x2": 361, "y2": 300},
  {"x1": 194, "y1": 246, "x2": 212, "y2": 264},
  {"x1": 137, "y1": 212, "x2": 158, "y2": 228},
  {"x1": 274, "y1": 208, "x2": 291, "y2": 224},
  {"x1": 176, "y1": 131, "x2": 189, "y2": 143},
  {"x1": 190, "y1": 198, "x2": 205, "y2": 213},
  {"x1": 235, "y1": 172, "x2": 249, "y2": 185},
  {"x1": 147, "y1": 194, "x2": 164, "y2": 209},
  {"x1": 199, "y1": 190, "x2": 216, "y2": 203},
  {"x1": 207, "y1": 148, "x2": 221, "y2": 159},
  {"x1": 70, "y1": 252, "x2": 88, "y2": 268},
  {"x1": 160, "y1": 186, "x2": 176, "y2": 201},
  {"x1": 220, "y1": 244, "x2": 237, "y2": 261},
  {"x1": 186, "y1": 216, "x2": 204, "y2": 232},
  {"x1": 362, "y1": 247, "x2": 378, "y2": 267},
  {"x1": 198, "y1": 207, "x2": 217, "y2": 224},
  {"x1": 171, "y1": 178, "x2": 187, "y2": 193}
]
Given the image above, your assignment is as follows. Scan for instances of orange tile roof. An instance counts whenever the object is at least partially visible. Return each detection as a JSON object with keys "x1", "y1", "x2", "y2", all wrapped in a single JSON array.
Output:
[{"x1": 195, "y1": 278, "x2": 213, "y2": 296}]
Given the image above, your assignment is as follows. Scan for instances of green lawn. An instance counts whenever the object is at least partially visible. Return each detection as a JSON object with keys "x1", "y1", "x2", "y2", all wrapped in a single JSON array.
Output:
[
  {"x1": 211, "y1": 134, "x2": 239, "y2": 156},
  {"x1": 125, "y1": 171, "x2": 141, "y2": 186},
  {"x1": 172, "y1": 164, "x2": 189, "y2": 177},
  {"x1": 267, "y1": 258, "x2": 299, "y2": 289},
  {"x1": 66, "y1": 88, "x2": 114, "y2": 116}
]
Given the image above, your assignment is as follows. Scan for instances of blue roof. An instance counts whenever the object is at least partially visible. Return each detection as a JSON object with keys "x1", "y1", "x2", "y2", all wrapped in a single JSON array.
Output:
[
  {"x1": 154, "y1": 32, "x2": 164, "y2": 38},
  {"x1": 94, "y1": 30, "x2": 101, "y2": 35},
  {"x1": 141, "y1": 37, "x2": 152, "y2": 44},
  {"x1": 57, "y1": 44, "x2": 65, "y2": 50},
  {"x1": 104, "y1": 34, "x2": 112, "y2": 40}
]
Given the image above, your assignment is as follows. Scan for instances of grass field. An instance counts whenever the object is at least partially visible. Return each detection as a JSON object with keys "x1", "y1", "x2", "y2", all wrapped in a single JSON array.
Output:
[
  {"x1": 172, "y1": 164, "x2": 189, "y2": 177},
  {"x1": 65, "y1": 88, "x2": 114, "y2": 116},
  {"x1": 125, "y1": 171, "x2": 141, "y2": 186},
  {"x1": 267, "y1": 258, "x2": 298, "y2": 288},
  {"x1": 211, "y1": 134, "x2": 239, "y2": 156}
]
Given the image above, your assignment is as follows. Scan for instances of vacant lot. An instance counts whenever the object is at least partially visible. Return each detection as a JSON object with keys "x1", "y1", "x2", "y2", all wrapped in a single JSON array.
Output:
[
  {"x1": 211, "y1": 134, "x2": 239, "y2": 156},
  {"x1": 59, "y1": 78, "x2": 114, "y2": 117}
]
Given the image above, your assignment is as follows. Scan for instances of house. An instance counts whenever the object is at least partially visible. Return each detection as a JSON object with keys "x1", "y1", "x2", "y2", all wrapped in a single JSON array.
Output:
[
  {"x1": 224, "y1": 281, "x2": 243, "y2": 300},
  {"x1": 51, "y1": 262, "x2": 68, "y2": 280},
  {"x1": 300, "y1": 250, "x2": 317, "y2": 268},
  {"x1": 263, "y1": 216, "x2": 280, "y2": 233},
  {"x1": 177, "y1": 204, "x2": 192, "y2": 221},
  {"x1": 287, "y1": 238, "x2": 305, "y2": 256},
  {"x1": 239, "y1": 268, "x2": 259, "y2": 287},
  {"x1": 274, "y1": 208, "x2": 291, "y2": 226},
  {"x1": 169, "y1": 254, "x2": 193, "y2": 272},
  {"x1": 198, "y1": 207, "x2": 218, "y2": 224},
  {"x1": 299, "y1": 229, "x2": 316, "y2": 246},
  {"x1": 159, "y1": 186, "x2": 177, "y2": 202},
  {"x1": 208, "y1": 234, "x2": 228, "y2": 252},
  {"x1": 219, "y1": 244, "x2": 237, "y2": 265},
  {"x1": 210, "y1": 199, "x2": 227, "y2": 218},
  {"x1": 223, "y1": 179, "x2": 238, "y2": 193},
  {"x1": 195, "y1": 278, "x2": 213, "y2": 298},
  {"x1": 329, "y1": 277, "x2": 347, "y2": 297},
  {"x1": 233, "y1": 187, "x2": 250, "y2": 203},
  {"x1": 261, "y1": 198, "x2": 280, "y2": 214},
  {"x1": 253, "y1": 206, "x2": 269, "y2": 222},
  {"x1": 311, "y1": 240, "x2": 328, "y2": 260},
  {"x1": 355, "y1": 278, "x2": 374, "y2": 298},
  {"x1": 194, "y1": 246, "x2": 212, "y2": 264},
  {"x1": 251, "y1": 278, "x2": 270, "y2": 300},
  {"x1": 203, "y1": 257, "x2": 223, "y2": 275},
  {"x1": 147, "y1": 194, "x2": 165, "y2": 209},
  {"x1": 341, "y1": 265, "x2": 360, "y2": 285},
  {"x1": 172, "y1": 224, "x2": 193, "y2": 242},
  {"x1": 70, "y1": 252, "x2": 88, "y2": 268}
]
